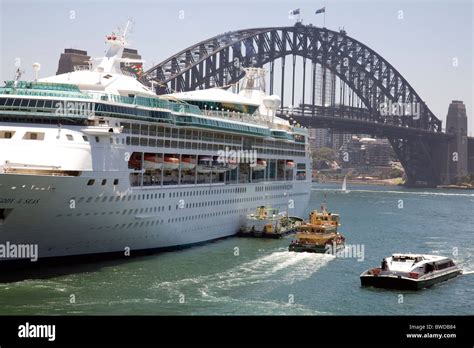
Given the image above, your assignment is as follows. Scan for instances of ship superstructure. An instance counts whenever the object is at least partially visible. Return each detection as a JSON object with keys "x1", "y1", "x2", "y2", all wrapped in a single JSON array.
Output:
[{"x1": 0, "y1": 23, "x2": 311, "y2": 262}]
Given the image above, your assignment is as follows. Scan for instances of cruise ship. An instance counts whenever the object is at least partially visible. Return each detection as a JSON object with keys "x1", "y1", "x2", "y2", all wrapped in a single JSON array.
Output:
[{"x1": 0, "y1": 24, "x2": 311, "y2": 264}]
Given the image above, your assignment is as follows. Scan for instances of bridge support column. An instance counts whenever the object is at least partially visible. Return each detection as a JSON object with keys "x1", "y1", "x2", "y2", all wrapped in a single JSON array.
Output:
[
  {"x1": 444, "y1": 100, "x2": 468, "y2": 184},
  {"x1": 388, "y1": 136, "x2": 443, "y2": 187}
]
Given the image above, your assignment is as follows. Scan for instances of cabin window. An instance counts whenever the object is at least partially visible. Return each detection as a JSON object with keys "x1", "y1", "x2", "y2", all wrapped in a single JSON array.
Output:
[
  {"x1": 66, "y1": 134, "x2": 74, "y2": 141},
  {"x1": 23, "y1": 132, "x2": 44, "y2": 140},
  {"x1": 82, "y1": 136, "x2": 89, "y2": 142},
  {"x1": 87, "y1": 179, "x2": 95, "y2": 186},
  {"x1": 101, "y1": 179, "x2": 107, "y2": 186},
  {"x1": 95, "y1": 136, "x2": 100, "y2": 143},
  {"x1": 0, "y1": 131, "x2": 14, "y2": 139},
  {"x1": 113, "y1": 179, "x2": 119, "y2": 185}
]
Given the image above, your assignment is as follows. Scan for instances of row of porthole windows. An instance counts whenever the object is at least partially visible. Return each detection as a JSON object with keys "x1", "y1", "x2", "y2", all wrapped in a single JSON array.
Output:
[
  {"x1": 88, "y1": 208, "x2": 253, "y2": 231},
  {"x1": 73, "y1": 185, "x2": 304, "y2": 208},
  {"x1": 168, "y1": 208, "x2": 249, "y2": 224},
  {"x1": 168, "y1": 187, "x2": 246, "y2": 198},
  {"x1": 58, "y1": 192, "x2": 290, "y2": 218},
  {"x1": 180, "y1": 196, "x2": 265, "y2": 209},
  {"x1": 255, "y1": 184, "x2": 293, "y2": 192},
  {"x1": 58, "y1": 205, "x2": 166, "y2": 218},
  {"x1": 75, "y1": 188, "x2": 247, "y2": 204}
]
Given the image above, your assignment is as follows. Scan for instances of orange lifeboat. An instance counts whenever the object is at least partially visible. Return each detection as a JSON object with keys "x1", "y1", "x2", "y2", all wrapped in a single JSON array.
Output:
[
  {"x1": 252, "y1": 159, "x2": 267, "y2": 171},
  {"x1": 143, "y1": 154, "x2": 163, "y2": 170},
  {"x1": 285, "y1": 160, "x2": 295, "y2": 171},
  {"x1": 180, "y1": 156, "x2": 196, "y2": 170},
  {"x1": 128, "y1": 152, "x2": 142, "y2": 170},
  {"x1": 163, "y1": 155, "x2": 179, "y2": 170}
]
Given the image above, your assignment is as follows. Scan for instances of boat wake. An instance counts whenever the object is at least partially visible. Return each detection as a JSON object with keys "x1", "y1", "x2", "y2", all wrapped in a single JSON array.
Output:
[{"x1": 152, "y1": 249, "x2": 334, "y2": 311}]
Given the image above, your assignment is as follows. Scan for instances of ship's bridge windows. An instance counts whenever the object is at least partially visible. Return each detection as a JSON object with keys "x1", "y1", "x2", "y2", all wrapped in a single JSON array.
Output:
[
  {"x1": 23, "y1": 132, "x2": 44, "y2": 140},
  {"x1": 0, "y1": 131, "x2": 15, "y2": 139}
]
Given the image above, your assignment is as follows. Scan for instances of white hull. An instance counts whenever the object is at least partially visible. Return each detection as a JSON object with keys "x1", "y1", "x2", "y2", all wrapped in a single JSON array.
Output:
[{"x1": 0, "y1": 172, "x2": 310, "y2": 260}]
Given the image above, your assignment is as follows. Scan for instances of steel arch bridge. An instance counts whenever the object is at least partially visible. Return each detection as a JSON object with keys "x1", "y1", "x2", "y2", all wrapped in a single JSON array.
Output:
[{"x1": 140, "y1": 24, "x2": 450, "y2": 187}]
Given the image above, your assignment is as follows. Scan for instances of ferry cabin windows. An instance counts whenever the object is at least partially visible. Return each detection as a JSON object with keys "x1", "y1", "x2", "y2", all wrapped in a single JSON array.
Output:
[
  {"x1": 87, "y1": 179, "x2": 95, "y2": 186},
  {"x1": 66, "y1": 134, "x2": 74, "y2": 141}
]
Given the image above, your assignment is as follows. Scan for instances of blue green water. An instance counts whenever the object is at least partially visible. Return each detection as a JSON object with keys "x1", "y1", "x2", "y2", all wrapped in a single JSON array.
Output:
[{"x1": 0, "y1": 184, "x2": 473, "y2": 315}]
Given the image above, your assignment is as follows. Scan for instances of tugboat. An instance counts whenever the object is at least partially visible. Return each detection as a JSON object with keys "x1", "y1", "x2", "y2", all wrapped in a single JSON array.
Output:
[
  {"x1": 238, "y1": 206, "x2": 302, "y2": 238},
  {"x1": 289, "y1": 205, "x2": 345, "y2": 253},
  {"x1": 360, "y1": 254, "x2": 462, "y2": 290}
]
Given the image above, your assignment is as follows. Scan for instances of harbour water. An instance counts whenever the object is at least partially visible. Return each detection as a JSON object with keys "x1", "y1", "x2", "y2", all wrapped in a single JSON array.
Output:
[{"x1": 0, "y1": 183, "x2": 473, "y2": 315}]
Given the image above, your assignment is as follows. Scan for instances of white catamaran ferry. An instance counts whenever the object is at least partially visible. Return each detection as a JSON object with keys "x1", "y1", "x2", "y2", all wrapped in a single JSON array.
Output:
[{"x1": 0, "y1": 23, "x2": 311, "y2": 264}]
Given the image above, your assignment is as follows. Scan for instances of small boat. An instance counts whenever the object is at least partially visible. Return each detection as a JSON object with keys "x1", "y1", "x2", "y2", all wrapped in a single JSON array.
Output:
[
  {"x1": 143, "y1": 153, "x2": 163, "y2": 170},
  {"x1": 238, "y1": 206, "x2": 303, "y2": 238},
  {"x1": 289, "y1": 206, "x2": 345, "y2": 253},
  {"x1": 360, "y1": 254, "x2": 462, "y2": 290},
  {"x1": 252, "y1": 159, "x2": 266, "y2": 171},
  {"x1": 341, "y1": 175, "x2": 349, "y2": 193},
  {"x1": 128, "y1": 152, "x2": 142, "y2": 170},
  {"x1": 180, "y1": 156, "x2": 196, "y2": 170},
  {"x1": 163, "y1": 155, "x2": 179, "y2": 170}
]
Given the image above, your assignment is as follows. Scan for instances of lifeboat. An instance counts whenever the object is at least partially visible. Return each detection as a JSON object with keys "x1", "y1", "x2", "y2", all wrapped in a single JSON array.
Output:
[
  {"x1": 143, "y1": 154, "x2": 163, "y2": 170},
  {"x1": 252, "y1": 159, "x2": 267, "y2": 171},
  {"x1": 197, "y1": 157, "x2": 213, "y2": 173},
  {"x1": 285, "y1": 160, "x2": 295, "y2": 171},
  {"x1": 163, "y1": 155, "x2": 179, "y2": 170},
  {"x1": 128, "y1": 153, "x2": 142, "y2": 170},
  {"x1": 180, "y1": 156, "x2": 196, "y2": 170},
  {"x1": 212, "y1": 159, "x2": 228, "y2": 173}
]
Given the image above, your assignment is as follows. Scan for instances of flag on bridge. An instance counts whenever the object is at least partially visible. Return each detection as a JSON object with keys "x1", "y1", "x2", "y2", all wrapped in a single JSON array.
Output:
[
  {"x1": 315, "y1": 7, "x2": 326, "y2": 14},
  {"x1": 289, "y1": 8, "x2": 300, "y2": 16}
]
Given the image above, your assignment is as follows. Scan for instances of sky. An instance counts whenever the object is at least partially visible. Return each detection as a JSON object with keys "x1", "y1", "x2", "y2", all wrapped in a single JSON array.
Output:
[{"x1": 0, "y1": 0, "x2": 472, "y2": 134}]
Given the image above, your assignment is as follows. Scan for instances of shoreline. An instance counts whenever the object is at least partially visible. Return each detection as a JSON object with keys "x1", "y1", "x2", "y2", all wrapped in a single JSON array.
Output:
[
  {"x1": 312, "y1": 178, "x2": 402, "y2": 186},
  {"x1": 313, "y1": 179, "x2": 474, "y2": 189}
]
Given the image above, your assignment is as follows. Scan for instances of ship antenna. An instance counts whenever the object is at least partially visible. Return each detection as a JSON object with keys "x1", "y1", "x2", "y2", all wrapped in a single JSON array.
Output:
[
  {"x1": 121, "y1": 18, "x2": 134, "y2": 43},
  {"x1": 13, "y1": 68, "x2": 24, "y2": 88}
]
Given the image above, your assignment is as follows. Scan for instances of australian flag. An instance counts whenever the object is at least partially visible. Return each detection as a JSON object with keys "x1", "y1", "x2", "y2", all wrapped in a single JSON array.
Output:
[
  {"x1": 315, "y1": 7, "x2": 326, "y2": 14},
  {"x1": 289, "y1": 8, "x2": 300, "y2": 16}
]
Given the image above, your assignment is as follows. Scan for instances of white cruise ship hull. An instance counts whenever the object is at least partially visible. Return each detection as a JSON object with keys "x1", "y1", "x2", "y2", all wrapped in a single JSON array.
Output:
[{"x1": 0, "y1": 172, "x2": 311, "y2": 261}]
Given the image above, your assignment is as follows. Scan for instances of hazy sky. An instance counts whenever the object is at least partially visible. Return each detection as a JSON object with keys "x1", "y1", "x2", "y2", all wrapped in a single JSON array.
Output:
[{"x1": 0, "y1": 0, "x2": 472, "y2": 134}]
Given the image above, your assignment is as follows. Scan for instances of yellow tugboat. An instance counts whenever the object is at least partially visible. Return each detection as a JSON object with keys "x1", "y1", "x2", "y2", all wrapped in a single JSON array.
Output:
[
  {"x1": 289, "y1": 204, "x2": 345, "y2": 253},
  {"x1": 238, "y1": 206, "x2": 303, "y2": 238}
]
